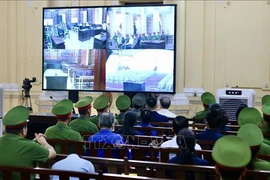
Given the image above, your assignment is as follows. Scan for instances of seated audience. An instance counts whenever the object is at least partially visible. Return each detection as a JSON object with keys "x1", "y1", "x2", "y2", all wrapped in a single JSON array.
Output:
[
  {"x1": 237, "y1": 123, "x2": 270, "y2": 171},
  {"x1": 45, "y1": 99, "x2": 83, "y2": 153},
  {"x1": 89, "y1": 94, "x2": 110, "y2": 126},
  {"x1": 262, "y1": 94, "x2": 270, "y2": 105},
  {"x1": 238, "y1": 107, "x2": 270, "y2": 155},
  {"x1": 137, "y1": 108, "x2": 157, "y2": 136},
  {"x1": 69, "y1": 96, "x2": 98, "y2": 133},
  {"x1": 87, "y1": 112, "x2": 130, "y2": 159},
  {"x1": 0, "y1": 106, "x2": 56, "y2": 179},
  {"x1": 160, "y1": 116, "x2": 201, "y2": 160},
  {"x1": 167, "y1": 128, "x2": 209, "y2": 179},
  {"x1": 194, "y1": 92, "x2": 216, "y2": 120},
  {"x1": 261, "y1": 103, "x2": 270, "y2": 143},
  {"x1": 146, "y1": 96, "x2": 168, "y2": 123},
  {"x1": 131, "y1": 93, "x2": 147, "y2": 120},
  {"x1": 196, "y1": 109, "x2": 224, "y2": 141},
  {"x1": 115, "y1": 111, "x2": 141, "y2": 144},
  {"x1": 209, "y1": 103, "x2": 231, "y2": 132},
  {"x1": 157, "y1": 96, "x2": 176, "y2": 119},
  {"x1": 115, "y1": 95, "x2": 131, "y2": 125},
  {"x1": 212, "y1": 135, "x2": 251, "y2": 180},
  {"x1": 51, "y1": 153, "x2": 95, "y2": 180}
]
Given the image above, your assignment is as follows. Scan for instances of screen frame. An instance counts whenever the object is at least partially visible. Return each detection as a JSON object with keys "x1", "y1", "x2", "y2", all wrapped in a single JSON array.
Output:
[{"x1": 42, "y1": 4, "x2": 177, "y2": 94}]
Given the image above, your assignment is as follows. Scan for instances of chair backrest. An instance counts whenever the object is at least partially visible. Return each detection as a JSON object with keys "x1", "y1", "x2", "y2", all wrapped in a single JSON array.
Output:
[
  {"x1": 46, "y1": 139, "x2": 85, "y2": 155},
  {"x1": 114, "y1": 125, "x2": 173, "y2": 136}
]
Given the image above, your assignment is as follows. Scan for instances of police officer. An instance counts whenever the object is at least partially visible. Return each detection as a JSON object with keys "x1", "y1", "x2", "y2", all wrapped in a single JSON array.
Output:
[
  {"x1": 262, "y1": 95, "x2": 270, "y2": 105},
  {"x1": 89, "y1": 94, "x2": 110, "y2": 126},
  {"x1": 69, "y1": 96, "x2": 98, "y2": 133},
  {"x1": 261, "y1": 103, "x2": 270, "y2": 145},
  {"x1": 131, "y1": 93, "x2": 146, "y2": 120},
  {"x1": 115, "y1": 95, "x2": 131, "y2": 125},
  {"x1": 45, "y1": 99, "x2": 83, "y2": 141},
  {"x1": 237, "y1": 107, "x2": 270, "y2": 155},
  {"x1": 0, "y1": 106, "x2": 56, "y2": 179},
  {"x1": 212, "y1": 135, "x2": 251, "y2": 180},
  {"x1": 194, "y1": 92, "x2": 216, "y2": 120},
  {"x1": 237, "y1": 124, "x2": 270, "y2": 171}
]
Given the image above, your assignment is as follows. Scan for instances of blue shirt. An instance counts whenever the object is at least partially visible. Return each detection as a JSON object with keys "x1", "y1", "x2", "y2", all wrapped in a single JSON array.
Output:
[
  {"x1": 87, "y1": 129, "x2": 130, "y2": 159},
  {"x1": 150, "y1": 111, "x2": 169, "y2": 123},
  {"x1": 167, "y1": 153, "x2": 209, "y2": 179},
  {"x1": 115, "y1": 129, "x2": 142, "y2": 145},
  {"x1": 137, "y1": 123, "x2": 157, "y2": 136},
  {"x1": 196, "y1": 129, "x2": 224, "y2": 141},
  {"x1": 218, "y1": 126, "x2": 231, "y2": 132}
]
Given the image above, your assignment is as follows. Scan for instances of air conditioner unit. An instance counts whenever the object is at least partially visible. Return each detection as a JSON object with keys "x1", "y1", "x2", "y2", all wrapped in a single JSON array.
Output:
[{"x1": 216, "y1": 88, "x2": 255, "y2": 120}]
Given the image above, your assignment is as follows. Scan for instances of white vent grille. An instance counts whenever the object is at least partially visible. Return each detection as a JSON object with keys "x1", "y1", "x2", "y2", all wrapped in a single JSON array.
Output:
[
  {"x1": 216, "y1": 88, "x2": 255, "y2": 120},
  {"x1": 219, "y1": 99, "x2": 248, "y2": 120}
]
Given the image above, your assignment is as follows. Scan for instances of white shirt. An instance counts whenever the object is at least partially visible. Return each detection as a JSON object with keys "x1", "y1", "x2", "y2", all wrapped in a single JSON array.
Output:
[
  {"x1": 160, "y1": 136, "x2": 202, "y2": 160},
  {"x1": 157, "y1": 109, "x2": 177, "y2": 119},
  {"x1": 51, "y1": 154, "x2": 95, "y2": 180}
]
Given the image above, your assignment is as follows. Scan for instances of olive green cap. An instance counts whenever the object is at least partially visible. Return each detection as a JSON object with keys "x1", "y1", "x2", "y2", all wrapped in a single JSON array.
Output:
[
  {"x1": 262, "y1": 95, "x2": 270, "y2": 105},
  {"x1": 116, "y1": 95, "x2": 131, "y2": 110},
  {"x1": 212, "y1": 135, "x2": 251, "y2": 168},
  {"x1": 52, "y1": 99, "x2": 73, "y2": 115},
  {"x1": 237, "y1": 124, "x2": 264, "y2": 147},
  {"x1": 201, "y1": 92, "x2": 216, "y2": 105},
  {"x1": 93, "y1": 94, "x2": 109, "y2": 110},
  {"x1": 237, "y1": 107, "x2": 262, "y2": 127},
  {"x1": 262, "y1": 102, "x2": 270, "y2": 116},
  {"x1": 3, "y1": 106, "x2": 29, "y2": 126},
  {"x1": 75, "y1": 96, "x2": 93, "y2": 108},
  {"x1": 132, "y1": 93, "x2": 146, "y2": 107}
]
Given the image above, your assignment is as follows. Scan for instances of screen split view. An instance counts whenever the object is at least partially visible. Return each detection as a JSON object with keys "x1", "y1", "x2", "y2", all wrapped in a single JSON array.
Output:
[{"x1": 43, "y1": 5, "x2": 176, "y2": 93}]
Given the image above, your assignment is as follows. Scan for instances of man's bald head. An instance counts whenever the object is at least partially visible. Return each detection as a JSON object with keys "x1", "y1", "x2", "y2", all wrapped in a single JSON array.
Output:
[{"x1": 160, "y1": 96, "x2": 171, "y2": 109}]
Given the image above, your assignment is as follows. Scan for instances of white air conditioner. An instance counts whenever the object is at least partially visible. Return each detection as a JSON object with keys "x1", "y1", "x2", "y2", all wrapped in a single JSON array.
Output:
[{"x1": 216, "y1": 88, "x2": 255, "y2": 120}]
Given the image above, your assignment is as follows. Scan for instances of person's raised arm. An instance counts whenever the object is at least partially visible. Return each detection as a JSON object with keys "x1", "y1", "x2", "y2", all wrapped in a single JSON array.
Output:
[{"x1": 35, "y1": 133, "x2": 56, "y2": 159}]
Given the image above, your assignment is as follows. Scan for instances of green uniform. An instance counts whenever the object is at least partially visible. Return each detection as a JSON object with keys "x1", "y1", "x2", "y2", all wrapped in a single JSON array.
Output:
[
  {"x1": 115, "y1": 113, "x2": 124, "y2": 124},
  {"x1": 259, "y1": 142, "x2": 270, "y2": 155},
  {"x1": 89, "y1": 115, "x2": 100, "y2": 127},
  {"x1": 194, "y1": 109, "x2": 208, "y2": 119},
  {"x1": 69, "y1": 116, "x2": 98, "y2": 133},
  {"x1": 0, "y1": 133, "x2": 49, "y2": 179},
  {"x1": 131, "y1": 109, "x2": 141, "y2": 120},
  {"x1": 253, "y1": 158, "x2": 270, "y2": 170},
  {"x1": 45, "y1": 122, "x2": 83, "y2": 154}
]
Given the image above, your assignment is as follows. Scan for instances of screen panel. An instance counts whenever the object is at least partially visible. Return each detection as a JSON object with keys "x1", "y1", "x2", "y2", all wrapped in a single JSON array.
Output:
[{"x1": 42, "y1": 4, "x2": 176, "y2": 94}]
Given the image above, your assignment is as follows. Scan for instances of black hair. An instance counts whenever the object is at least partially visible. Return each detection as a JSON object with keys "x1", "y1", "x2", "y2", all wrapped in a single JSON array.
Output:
[
  {"x1": 176, "y1": 128, "x2": 195, "y2": 165},
  {"x1": 209, "y1": 103, "x2": 221, "y2": 111},
  {"x1": 78, "y1": 109, "x2": 87, "y2": 116},
  {"x1": 220, "y1": 109, "x2": 229, "y2": 128},
  {"x1": 160, "y1": 96, "x2": 171, "y2": 109},
  {"x1": 133, "y1": 104, "x2": 142, "y2": 110},
  {"x1": 140, "y1": 108, "x2": 152, "y2": 124},
  {"x1": 122, "y1": 112, "x2": 137, "y2": 136},
  {"x1": 205, "y1": 109, "x2": 223, "y2": 129},
  {"x1": 218, "y1": 168, "x2": 244, "y2": 180},
  {"x1": 235, "y1": 104, "x2": 248, "y2": 120},
  {"x1": 172, "y1": 116, "x2": 188, "y2": 134},
  {"x1": 146, "y1": 97, "x2": 157, "y2": 109},
  {"x1": 246, "y1": 147, "x2": 260, "y2": 170},
  {"x1": 97, "y1": 107, "x2": 107, "y2": 113},
  {"x1": 6, "y1": 124, "x2": 27, "y2": 135}
]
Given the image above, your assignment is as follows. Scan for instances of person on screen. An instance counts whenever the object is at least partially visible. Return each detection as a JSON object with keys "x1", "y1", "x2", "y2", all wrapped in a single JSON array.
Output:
[
  {"x1": 146, "y1": 96, "x2": 168, "y2": 123},
  {"x1": 133, "y1": 23, "x2": 137, "y2": 35},
  {"x1": 89, "y1": 94, "x2": 110, "y2": 127}
]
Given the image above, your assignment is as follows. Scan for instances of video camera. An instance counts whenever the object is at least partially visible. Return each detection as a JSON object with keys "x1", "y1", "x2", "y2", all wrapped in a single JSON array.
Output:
[{"x1": 22, "y1": 77, "x2": 36, "y2": 96}]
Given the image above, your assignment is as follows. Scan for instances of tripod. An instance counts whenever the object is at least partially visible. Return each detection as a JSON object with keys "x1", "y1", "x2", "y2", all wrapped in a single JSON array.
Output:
[{"x1": 22, "y1": 90, "x2": 33, "y2": 113}]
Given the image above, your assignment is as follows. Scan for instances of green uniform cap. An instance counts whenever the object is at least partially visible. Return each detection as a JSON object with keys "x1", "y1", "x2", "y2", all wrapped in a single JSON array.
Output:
[
  {"x1": 132, "y1": 93, "x2": 146, "y2": 107},
  {"x1": 201, "y1": 92, "x2": 216, "y2": 105},
  {"x1": 116, "y1": 95, "x2": 131, "y2": 110},
  {"x1": 262, "y1": 102, "x2": 270, "y2": 116},
  {"x1": 237, "y1": 124, "x2": 264, "y2": 147},
  {"x1": 52, "y1": 99, "x2": 73, "y2": 115},
  {"x1": 237, "y1": 107, "x2": 262, "y2": 127},
  {"x1": 3, "y1": 106, "x2": 29, "y2": 126},
  {"x1": 75, "y1": 96, "x2": 93, "y2": 108},
  {"x1": 212, "y1": 135, "x2": 251, "y2": 168},
  {"x1": 262, "y1": 95, "x2": 270, "y2": 105},
  {"x1": 93, "y1": 94, "x2": 109, "y2": 110}
]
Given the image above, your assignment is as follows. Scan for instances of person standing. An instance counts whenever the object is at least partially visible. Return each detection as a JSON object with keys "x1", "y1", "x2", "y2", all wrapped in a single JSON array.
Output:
[{"x1": 0, "y1": 106, "x2": 56, "y2": 179}]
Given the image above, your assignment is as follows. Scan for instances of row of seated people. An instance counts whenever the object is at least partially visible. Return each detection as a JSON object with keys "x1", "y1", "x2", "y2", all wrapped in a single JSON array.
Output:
[{"x1": 1, "y1": 93, "x2": 270, "y2": 180}]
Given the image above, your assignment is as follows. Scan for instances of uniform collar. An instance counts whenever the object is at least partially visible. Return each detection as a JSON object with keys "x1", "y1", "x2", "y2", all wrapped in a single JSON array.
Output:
[
  {"x1": 3, "y1": 133, "x2": 24, "y2": 140},
  {"x1": 56, "y1": 121, "x2": 70, "y2": 130}
]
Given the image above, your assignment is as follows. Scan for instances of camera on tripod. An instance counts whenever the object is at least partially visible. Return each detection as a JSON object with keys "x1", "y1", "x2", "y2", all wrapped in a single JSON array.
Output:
[{"x1": 22, "y1": 77, "x2": 36, "y2": 96}]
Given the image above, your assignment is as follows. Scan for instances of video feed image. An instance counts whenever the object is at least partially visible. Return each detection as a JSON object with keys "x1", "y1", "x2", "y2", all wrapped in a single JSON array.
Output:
[
  {"x1": 106, "y1": 6, "x2": 175, "y2": 50},
  {"x1": 43, "y1": 8, "x2": 108, "y2": 50},
  {"x1": 105, "y1": 49, "x2": 174, "y2": 92},
  {"x1": 43, "y1": 49, "x2": 107, "y2": 91}
]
